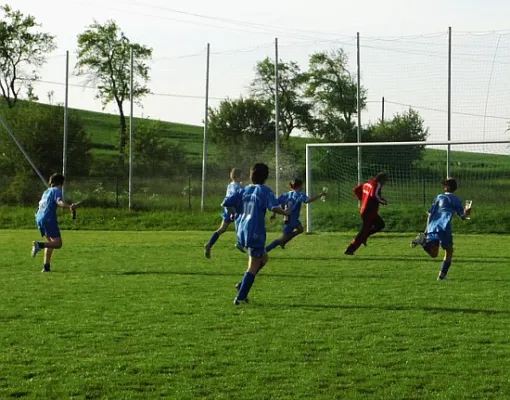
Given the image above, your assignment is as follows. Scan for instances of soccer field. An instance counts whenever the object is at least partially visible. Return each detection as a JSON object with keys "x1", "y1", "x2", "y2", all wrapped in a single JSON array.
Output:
[{"x1": 1, "y1": 230, "x2": 509, "y2": 399}]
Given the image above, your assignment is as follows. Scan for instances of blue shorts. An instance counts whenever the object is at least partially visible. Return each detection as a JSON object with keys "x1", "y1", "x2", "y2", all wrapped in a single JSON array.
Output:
[
  {"x1": 248, "y1": 247, "x2": 266, "y2": 258},
  {"x1": 426, "y1": 231, "x2": 453, "y2": 249},
  {"x1": 283, "y1": 220, "x2": 303, "y2": 235},
  {"x1": 37, "y1": 219, "x2": 61, "y2": 239},
  {"x1": 222, "y1": 209, "x2": 234, "y2": 224}
]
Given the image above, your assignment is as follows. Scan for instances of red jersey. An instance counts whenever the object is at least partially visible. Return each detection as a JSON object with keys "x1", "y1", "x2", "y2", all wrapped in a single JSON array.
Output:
[{"x1": 353, "y1": 179, "x2": 384, "y2": 216}]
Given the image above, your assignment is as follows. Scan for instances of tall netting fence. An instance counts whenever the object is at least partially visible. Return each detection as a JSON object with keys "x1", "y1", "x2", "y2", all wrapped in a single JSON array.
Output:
[{"x1": 306, "y1": 141, "x2": 510, "y2": 233}]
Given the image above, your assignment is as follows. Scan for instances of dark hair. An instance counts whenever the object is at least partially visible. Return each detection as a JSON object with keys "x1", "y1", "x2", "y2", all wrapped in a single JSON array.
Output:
[
  {"x1": 49, "y1": 173, "x2": 65, "y2": 187},
  {"x1": 442, "y1": 177, "x2": 458, "y2": 192},
  {"x1": 289, "y1": 178, "x2": 303, "y2": 190},
  {"x1": 374, "y1": 172, "x2": 388, "y2": 183},
  {"x1": 250, "y1": 163, "x2": 269, "y2": 184}
]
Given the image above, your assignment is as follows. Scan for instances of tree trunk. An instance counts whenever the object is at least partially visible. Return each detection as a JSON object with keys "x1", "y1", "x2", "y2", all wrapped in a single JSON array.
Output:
[{"x1": 118, "y1": 102, "x2": 127, "y2": 156}]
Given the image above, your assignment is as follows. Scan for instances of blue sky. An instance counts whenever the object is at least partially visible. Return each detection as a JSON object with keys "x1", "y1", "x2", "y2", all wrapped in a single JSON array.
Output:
[{"x1": 15, "y1": 0, "x2": 510, "y2": 141}]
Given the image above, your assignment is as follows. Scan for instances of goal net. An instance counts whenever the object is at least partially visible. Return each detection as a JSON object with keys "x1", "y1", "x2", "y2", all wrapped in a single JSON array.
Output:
[{"x1": 305, "y1": 140, "x2": 510, "y2": 233}]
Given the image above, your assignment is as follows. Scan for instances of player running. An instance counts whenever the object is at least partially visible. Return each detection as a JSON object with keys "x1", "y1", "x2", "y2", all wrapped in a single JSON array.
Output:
[
  {"x1": 266, "y1": 179, "x2": 327, "y2": 253},
  {"x1": 31, "y1": 173, "x2": 76, "y2": 272},
  {"x1": 204, "y1": 168, "x2": 243, "y2": 259},
  {"x1": 410, "y1": 177, "x2": 471, "y2": 280},
  {"x1": 344, "y1": 172, "x2": 388, "y2": 255},
  {"x1": 222, "y1": 163, "x2": 288, "y2": 305}
]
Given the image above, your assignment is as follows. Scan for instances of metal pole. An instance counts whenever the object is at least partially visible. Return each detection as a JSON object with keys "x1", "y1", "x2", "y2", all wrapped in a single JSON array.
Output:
[
  {"x1": 447, "y1": 26, "x2": 452, "y2": 177},
  {"x1": 62, "y1": 50, "x2": 69, "y2": 199},
  {"x1": 201, "y1": 43, "x2": 210, "y2": 212},
  {"x1": 381, "y1": 96, "x2": 385, "y2": 122},
  {"x1": 275, "y1": 37, "x2": 280, "y2": 194},
  {"x1": 305, "y1": 145, "x2": 312, "y2": 234},
  {"x1": 128, "y1": 46, "x2": 134, "y2": 210},
  {"x1": 356, "y1": 32, "x2": 362, "y2": 185}
]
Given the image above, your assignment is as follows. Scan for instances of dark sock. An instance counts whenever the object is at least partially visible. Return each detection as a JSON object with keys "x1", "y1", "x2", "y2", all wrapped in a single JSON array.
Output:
[
  {"x1": 237, "y1": 272, "x2": 255, "y2": 301},
  {"x1": 440, "y1": 261, "x2": 452, "y2": 276},
  {"x1": 42, "y1": 263, "x2": 50, "y2": 272},
  {"x1": 38, "y1": 242, "x2": 46, "y2": 249},
  {"x1": 207, "y1": 232, "x2": 220, "y2": 247},
  {"x1": 265, "y1": 240, "x2": 280, "y2": 252}
]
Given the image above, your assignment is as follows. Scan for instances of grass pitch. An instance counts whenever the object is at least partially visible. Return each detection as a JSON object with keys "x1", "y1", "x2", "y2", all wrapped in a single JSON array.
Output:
[{"x1": 1, "y1": 230, "x2": 510, "y2": 399}]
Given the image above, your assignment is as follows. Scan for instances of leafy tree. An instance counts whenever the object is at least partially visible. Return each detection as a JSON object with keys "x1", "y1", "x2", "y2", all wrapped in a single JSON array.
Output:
[
  {"x1": 251, "y1": 57, "x2": 312, "y2": 140},
  {"x1": 0, "y1": 102, "x2": 92, "y2": 203},
  {"x1": 306, "y1": 49, "x2": 366, "y2": 141},
  {"x1": 0, "y1": 5, "x2": 56, "y2": 108},
  {"x1": 75, "y1": 20, "x2": 152, "y2": 158},
  {"x1": 208, "y1": 97, "x2": 275, "y2": 167},
  {"x1": 134, "y1": 120, "x2": 187, "y2": 176},
  {"x1": 365, "y1": 108, "x2": 429, "y2": 170}
]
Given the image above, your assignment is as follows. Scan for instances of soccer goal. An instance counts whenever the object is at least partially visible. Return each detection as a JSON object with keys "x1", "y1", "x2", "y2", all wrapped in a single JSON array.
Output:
[{"x1": 305, "y1": 140, "x2": 510, "y2": 233}]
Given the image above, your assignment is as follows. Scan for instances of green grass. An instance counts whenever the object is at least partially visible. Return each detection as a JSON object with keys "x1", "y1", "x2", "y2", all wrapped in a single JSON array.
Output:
[{"x1": 1, "y1": 230, "x2": 510, "y2": 399}]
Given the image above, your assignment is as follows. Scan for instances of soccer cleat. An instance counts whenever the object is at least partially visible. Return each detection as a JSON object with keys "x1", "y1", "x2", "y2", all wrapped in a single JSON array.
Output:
[
  {"x1": 233, "y1": 297, "x2": 249, "y2": 305},
  {"x1": 411, "y1": 233, "x2": 427, "y2": 248},
  {"x1": 344, "y1": 249, "x2": 355, "y2": 256},
  {"x1": 235, "y1": 243, "x2": 245, "y2": 253},
  {"x1": 280, "y1": 242, "x2": 286, "y2": 250},
  {"x1": 204, "y1": 244, "x2": 211, "y2": 259},
  {"x1": 41, "y1": 265, "x2": 51, "y2": 273},
  {"x1": 437, "y1": 275, "x2": 451, "y2": 281},
  {"x1": 31, "y1": 242, "x2": 41, "y2": 258}
]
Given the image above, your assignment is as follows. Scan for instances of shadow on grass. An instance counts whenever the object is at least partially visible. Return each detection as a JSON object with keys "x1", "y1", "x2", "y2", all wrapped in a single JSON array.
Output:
[
  {"x1": 116, "y1": 270, "x2": 393, "y2": 280},
  {"x1": 276, "y1": 255, "x2": 510, "y2": 264},
  {"x1": 267, "y1": 303, "x2": 510, "y2": 316}
]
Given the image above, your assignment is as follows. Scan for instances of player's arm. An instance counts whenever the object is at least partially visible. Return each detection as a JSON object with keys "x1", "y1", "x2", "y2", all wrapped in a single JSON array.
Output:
[
  {"x1": 306, "y1": 190, "x2": 327, "y2": 204},
  {"x1": 222, "y1": 190, "x2": 242, "y2": 217},
  {"x1": 375, "y1": 183, "x2": 387, "y2": 205}
]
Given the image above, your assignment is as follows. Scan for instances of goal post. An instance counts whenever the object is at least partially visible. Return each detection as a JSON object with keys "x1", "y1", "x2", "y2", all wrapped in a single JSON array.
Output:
[{"x1": 305, "y1": 139, "x2": 510, "y2": 234}]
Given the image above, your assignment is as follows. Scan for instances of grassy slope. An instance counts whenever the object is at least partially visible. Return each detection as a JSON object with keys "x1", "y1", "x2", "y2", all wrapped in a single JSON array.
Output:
[{"x1": 2, "y1": 230, "x2": 510, "y2": 399}]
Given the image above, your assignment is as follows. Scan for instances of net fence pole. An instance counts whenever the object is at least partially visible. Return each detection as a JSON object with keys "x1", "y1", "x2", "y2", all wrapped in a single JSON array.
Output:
[
  {"x1": 275, "y1": 37, "x2": 280, "y2": 195},
  {"x1": 62, "y1": 50, "x2": 69, "y2": 199},
  {"x1": 305, "y1": 144, "x2": 312, "y2": 234},
  {"x1": 381, "y1": 96, "x2": 385, "y2": 122},
  {"x1": 447, "y1": 26, "x2": 452, "y2": 177},
  {"x1": 201, "y1": 43, "x2": 210, "y2": 212},
  {"x1": 128, "y1": 46, "x2": 134, "y2": 211},
  {"x1": 356, "y1": 32, "x2": 362, "y2": 185}
]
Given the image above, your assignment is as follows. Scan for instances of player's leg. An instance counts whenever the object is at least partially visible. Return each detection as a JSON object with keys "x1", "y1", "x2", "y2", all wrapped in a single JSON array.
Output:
[
  {"x1": 235, "y1": 249, "x2": 267, "y2": 304},
  {"x1": 266, "y1": 223, "x2": 296, "y2": 252},
  {"x1": 345, "y1": 214, "x2": 372, "y2": 255},
  {"x1": 367, "y1": 214, "x2": 385, "y2": 238},
  {"x1": 32, "y1": 223, "x2": 62, "y2": 258},
  {"x1": 285, "y1": 224, "x2": 304, "y2": 247},
  {"x1": 437, "y1": 233, "x2": 454, "y2": 280},
  {"x1": 204, "y1": 220, "x2": 231, "y2": 258},
  {"x1": 266, "y1": 233, "x2": 286, "y2": 252}
]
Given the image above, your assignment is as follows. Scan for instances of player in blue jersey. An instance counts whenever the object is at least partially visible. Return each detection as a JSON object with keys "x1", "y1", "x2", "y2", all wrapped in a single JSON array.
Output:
[
  {"x1": 204, "y1": 168, "x2": 243, "y2": 259},
  {"x1": 265, "y1": 179, "x2": 327, "y2": 252},
  {"x1": 411, "y1": 177, "x2": 471, "y2": 280},
  {"x1": 31, "y1": 173, "x2": 76, "y2": 272},
  {"x1": 222, "y1": 163, "x2": 289, "y2": 305}
]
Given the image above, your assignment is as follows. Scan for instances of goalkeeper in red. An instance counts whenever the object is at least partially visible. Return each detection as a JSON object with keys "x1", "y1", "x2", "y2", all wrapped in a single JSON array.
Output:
[
  {"x1": 344, "y1": 172, "x2": 388, "y2": 255},
  {"x1": 410, "y1": 177, "x2": 471, "y2": 280}
]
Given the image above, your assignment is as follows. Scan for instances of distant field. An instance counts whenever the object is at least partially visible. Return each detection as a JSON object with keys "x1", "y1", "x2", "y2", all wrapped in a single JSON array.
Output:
[{"x1": 2, "y1": 230, "x2": 510, "y2": 399}]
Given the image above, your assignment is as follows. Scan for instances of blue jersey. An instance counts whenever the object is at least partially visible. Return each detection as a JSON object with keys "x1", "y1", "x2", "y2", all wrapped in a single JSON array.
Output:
[
  {"x1": 36, "y1": 187, "x2": 63, "y2": 224},
  {"x1": 427, "y1": 192, "x2": 464, "y2": 234},
  {"x1": 222, "y1": 182, "x2": 243, "y2": 221},
  {"x1": 222, "y1": 184, "x2": 280, "y2": 249},
  {"x1": 278, "y1": 191, "x2": 309, "y2": 225}
]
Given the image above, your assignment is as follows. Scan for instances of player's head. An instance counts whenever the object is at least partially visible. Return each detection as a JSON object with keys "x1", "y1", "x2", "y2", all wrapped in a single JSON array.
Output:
[
  {"x1": 289, "y1": 178, "x2": 303, "y2": 191},
  {"x1": 49, "y1": 173, "x2": 65, "y2": 187},
  {"x1": 230, "y1": 168, "x2": 242, "y2": 181},
  {"x1": 374, "y1": 172, "x2": 388, "y2": 185},
  {"x1": 442, "y1": 177, "x2": 458, "y2": 193},
  {"x1": 250, "y1": 163, "x2": 269, "y2": 184}
]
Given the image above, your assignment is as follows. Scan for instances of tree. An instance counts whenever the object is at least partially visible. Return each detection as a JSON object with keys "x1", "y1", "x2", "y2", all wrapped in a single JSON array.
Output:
[
  {"x1": 75, "y1": 20, "x2": 152, "y2": 158},
  {"x1": 0, "y1": 5, "x2": 56, "y2": 108},
  {"x1": 134, "y1": 120, "x2": 187, "y2": 176},
  {"x1": 208, "y1": 98, "x2": 275, "y2": 167},
  {"x1": 306, "y1": 49, "x2": 366, "y2": 141},
  {"x1": 251, "y1": 57, "x2": 312, "y2": 140},
  {"x1": 366, "y1": 108, "x2": 429, "y2": 170}
]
